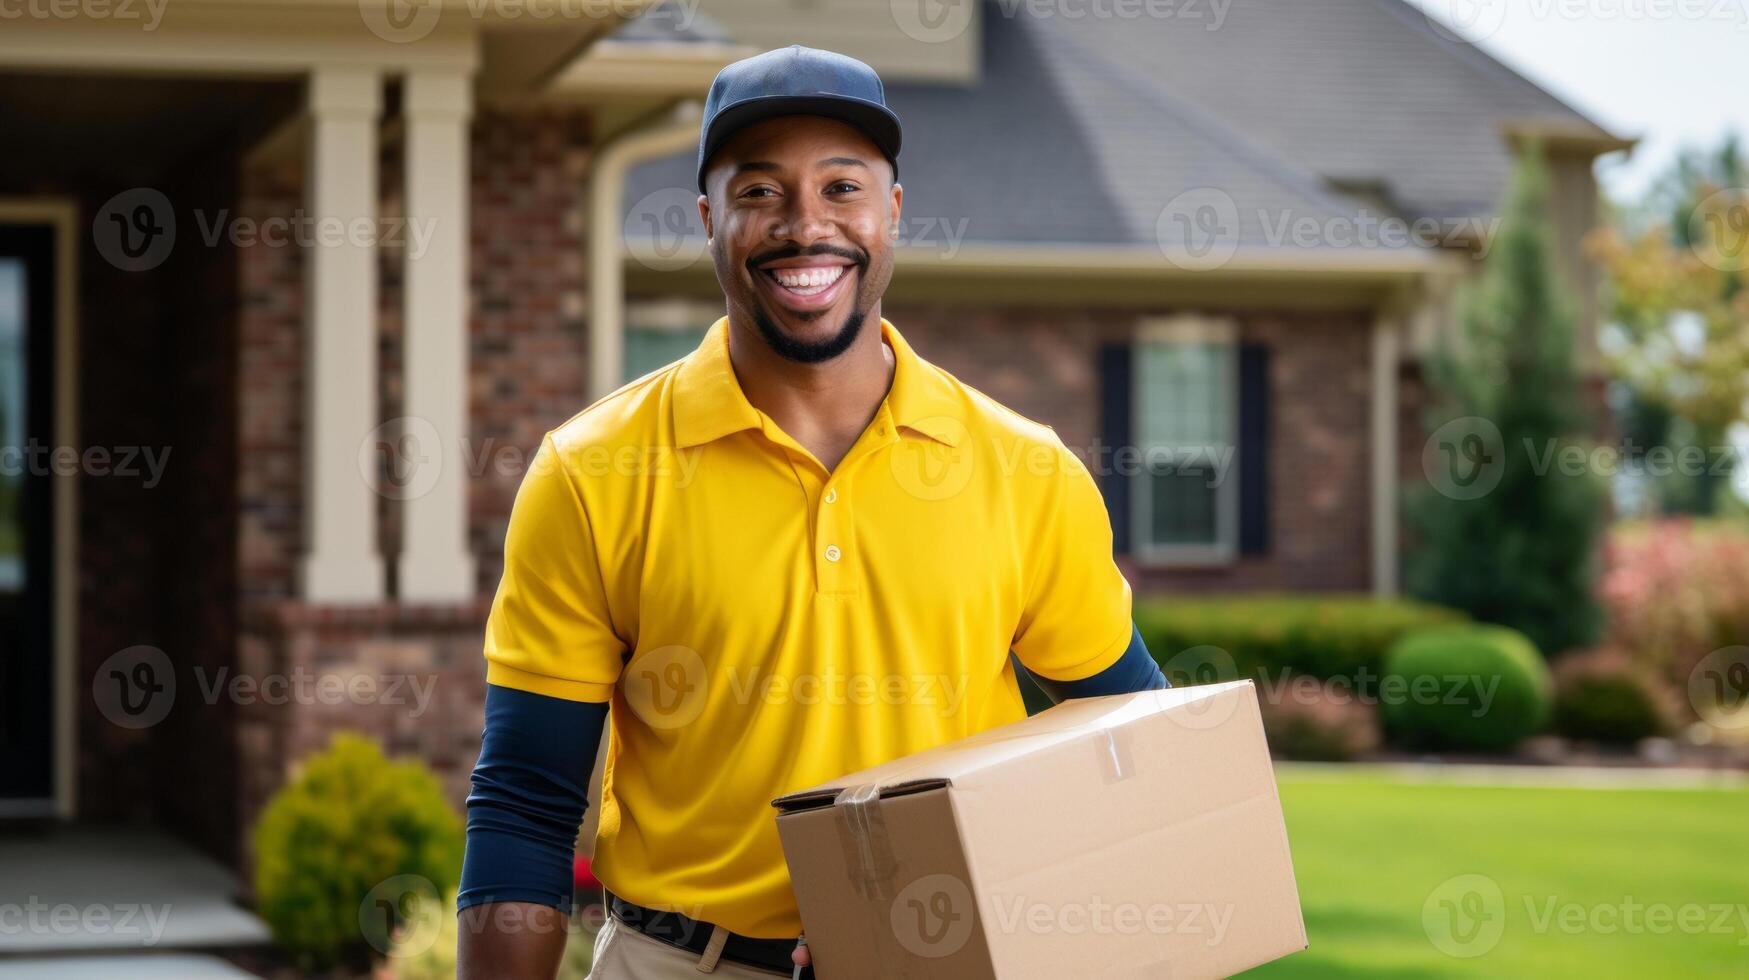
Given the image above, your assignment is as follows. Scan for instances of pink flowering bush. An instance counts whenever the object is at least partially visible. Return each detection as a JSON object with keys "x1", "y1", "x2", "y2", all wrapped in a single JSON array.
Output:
[{"x1": 1599, "y1": 520, "x2": 1749, "y2": 707}]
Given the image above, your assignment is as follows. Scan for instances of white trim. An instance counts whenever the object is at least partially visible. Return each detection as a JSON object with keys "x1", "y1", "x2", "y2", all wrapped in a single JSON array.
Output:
[
  {"x1": 1371, "y1": 312, "x2": 1402, "y2": 596},
  {"x1": 625, "y1": 297, "x2": 723, "y2": 333},
  {"x1": 627, "y1": 241, "x2": 1464, "y2": 281},
  {"x1": 0, "y1": 198, "x2": 80, "y2": 821},
  {"x1": 587, "y1": 101, "x2": 704, "y2": 401},
  {"x1": 299, "y1": 66, "x2": 387, "y2": 602},
  {"x1": 398, "y1": 67, "x2": 477, "y2": 602},
  {"x1": 1136, "y1": 314, "x2": 1237, "y2": 346}
]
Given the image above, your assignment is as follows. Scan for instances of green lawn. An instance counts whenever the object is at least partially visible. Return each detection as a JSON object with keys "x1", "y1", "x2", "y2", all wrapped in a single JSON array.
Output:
[{"x1": 1248, "y1": 770, "x2": 1749, "y2": 979}]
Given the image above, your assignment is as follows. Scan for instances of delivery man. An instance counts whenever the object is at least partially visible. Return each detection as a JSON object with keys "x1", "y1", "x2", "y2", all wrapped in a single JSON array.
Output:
[{"x1": 456, "y1": 46, "x2": 1169, "y2": 980}]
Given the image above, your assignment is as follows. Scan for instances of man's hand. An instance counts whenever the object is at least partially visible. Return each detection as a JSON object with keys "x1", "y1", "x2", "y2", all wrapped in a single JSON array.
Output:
[{"x1": 458, "y1": 901, "x2": 571, "y2": 980}]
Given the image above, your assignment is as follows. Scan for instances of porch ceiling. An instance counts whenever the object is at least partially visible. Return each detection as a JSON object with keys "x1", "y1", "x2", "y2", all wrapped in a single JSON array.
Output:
[{"x1": 0, "y1": 72, "x2": 298, "y2": 186}]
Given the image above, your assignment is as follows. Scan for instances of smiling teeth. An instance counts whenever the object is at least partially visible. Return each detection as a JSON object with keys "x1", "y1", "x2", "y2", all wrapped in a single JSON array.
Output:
[{"x1": 772, "y1": 265, "x2": 845, "y2": 293}]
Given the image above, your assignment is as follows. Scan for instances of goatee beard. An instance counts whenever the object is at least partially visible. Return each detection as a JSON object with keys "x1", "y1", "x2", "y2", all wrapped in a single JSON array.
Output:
[{"x1": 752, "y1": 304, "x2": 867, "y2": 364}]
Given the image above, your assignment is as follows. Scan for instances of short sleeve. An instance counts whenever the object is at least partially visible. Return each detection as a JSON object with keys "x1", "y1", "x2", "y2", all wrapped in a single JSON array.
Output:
[
  {"x1": 483, "y1": 434, "x2": 625, "y2": 702},
  {"x1": 1011, "y1": 446, "x2": 1134, "y2": 682}
]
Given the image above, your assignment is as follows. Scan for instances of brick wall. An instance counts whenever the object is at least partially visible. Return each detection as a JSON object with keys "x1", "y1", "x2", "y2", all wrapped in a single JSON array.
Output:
[
  {"x1": 236, "y1": 601, "x2": 490, "y2": 860},
  {"x1": 890, "y1": 303, "x2": 1378, "y2": 593}
]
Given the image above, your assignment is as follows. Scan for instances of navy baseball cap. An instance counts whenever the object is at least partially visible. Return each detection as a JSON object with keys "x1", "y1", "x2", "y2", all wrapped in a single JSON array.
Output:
[{"x1": 696, "y1": 45, "x2": 902, "y2": 192}]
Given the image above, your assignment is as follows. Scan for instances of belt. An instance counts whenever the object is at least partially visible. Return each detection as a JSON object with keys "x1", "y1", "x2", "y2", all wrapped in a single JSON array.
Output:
[{"x1": 606, "y1": 891, "x2": 796, "y2": 975}]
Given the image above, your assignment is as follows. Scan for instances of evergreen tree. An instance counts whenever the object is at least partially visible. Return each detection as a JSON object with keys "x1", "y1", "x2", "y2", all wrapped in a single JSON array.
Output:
[{"x1": 1405, "y1": 148, "x2": 1607, "y2": 655}]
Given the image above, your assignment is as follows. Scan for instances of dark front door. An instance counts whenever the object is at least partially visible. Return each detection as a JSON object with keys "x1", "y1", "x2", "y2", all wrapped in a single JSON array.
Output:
[{"x1": 0, "y1": 224, "x2": 56, "y2": 812}]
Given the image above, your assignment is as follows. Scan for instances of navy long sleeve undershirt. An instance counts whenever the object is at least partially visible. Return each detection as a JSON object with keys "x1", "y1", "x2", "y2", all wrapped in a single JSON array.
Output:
[
  {"x1": 457, "y1": 685, "x2": 606, "y2": 913},
  {"x1": 456, "y1": 625, "x2": 1166, "y2": 912},
  {"x1": 1028, "y1": 622, "x2": 1170, "y2": 702}
]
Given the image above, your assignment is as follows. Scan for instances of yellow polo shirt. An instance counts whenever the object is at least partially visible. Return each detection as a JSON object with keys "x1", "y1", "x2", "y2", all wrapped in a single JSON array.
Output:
[{"x1": 483, "y1": 317, "x2": 1133, "y2": 938}]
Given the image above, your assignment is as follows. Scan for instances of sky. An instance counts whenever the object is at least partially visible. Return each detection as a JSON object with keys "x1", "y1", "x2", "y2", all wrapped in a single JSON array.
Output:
[{"x1": 1402, "y1": 0, "x2": 1749, "y2": 203}]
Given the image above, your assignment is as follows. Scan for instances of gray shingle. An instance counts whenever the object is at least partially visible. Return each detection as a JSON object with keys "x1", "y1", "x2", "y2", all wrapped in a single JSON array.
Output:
[{"x1": 623, "y1": 0, "x2": 1619, "y2": 253}]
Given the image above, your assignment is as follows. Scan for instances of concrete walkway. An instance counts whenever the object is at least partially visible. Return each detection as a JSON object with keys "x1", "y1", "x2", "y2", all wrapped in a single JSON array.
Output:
[
  {"x1": 0, "y1": 953, "x2": 256, "y2": 978},
  {"x1": 0, "y1": 824, "x2": 271, "y2": 975}
]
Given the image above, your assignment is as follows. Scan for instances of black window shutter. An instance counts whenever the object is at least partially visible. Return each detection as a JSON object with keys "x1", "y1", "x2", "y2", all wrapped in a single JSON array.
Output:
[
  {"x1": 1097, "y1": 343, "x2": 1132, "y2": 554},
  {"x1": 1238, "y1": 344, "x2": 1271, "y2": 555}
]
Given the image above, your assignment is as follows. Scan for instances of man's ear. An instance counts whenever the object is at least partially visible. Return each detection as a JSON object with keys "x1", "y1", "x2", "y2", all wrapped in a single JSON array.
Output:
[
  {"x1": 697, "y1": 193, "x2": 713, "y2": 241},
  {"x1": 889, "y1": 180, "x2": 903, "y2": 237}
]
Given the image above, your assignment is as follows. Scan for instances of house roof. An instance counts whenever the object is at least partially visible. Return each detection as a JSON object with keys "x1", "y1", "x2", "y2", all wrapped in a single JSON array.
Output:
[{"x1": 622, "y1": 0, "x2": 1625, "y2": 257}]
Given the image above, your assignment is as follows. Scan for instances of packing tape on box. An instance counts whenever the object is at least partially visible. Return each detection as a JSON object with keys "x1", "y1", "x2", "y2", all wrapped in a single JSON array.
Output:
[
  {"x1": 833, "y1": 782, "x2": 900, "y2": 900},
  {"x1": 1098, "y1": 724, "x2": 1135, "y2": 784}
]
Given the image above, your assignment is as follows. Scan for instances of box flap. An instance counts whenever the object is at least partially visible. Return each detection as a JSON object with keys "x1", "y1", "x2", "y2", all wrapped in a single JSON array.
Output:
[
  {"x1": 772, "y1": 777, "x2": 950, "y2": 814},
  {"x1": 770, "y1": 682, "x2": 1252, "y2": 810}
]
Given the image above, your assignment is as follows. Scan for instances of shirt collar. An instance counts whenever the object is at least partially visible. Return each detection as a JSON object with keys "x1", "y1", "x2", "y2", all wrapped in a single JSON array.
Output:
[{"x1": 672, "y1": 317, "x2": 964, "y2": 449}]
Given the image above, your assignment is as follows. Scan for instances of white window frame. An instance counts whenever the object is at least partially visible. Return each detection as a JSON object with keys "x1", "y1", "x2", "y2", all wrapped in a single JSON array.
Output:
[{"x1": 1129, "y1": 315, "x2": 1241, "y2": 567}]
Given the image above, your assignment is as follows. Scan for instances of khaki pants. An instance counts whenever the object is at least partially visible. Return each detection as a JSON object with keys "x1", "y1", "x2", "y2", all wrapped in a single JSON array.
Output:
[{"x1": 586, "y1": 917, "x2": 791, "y2": 980}]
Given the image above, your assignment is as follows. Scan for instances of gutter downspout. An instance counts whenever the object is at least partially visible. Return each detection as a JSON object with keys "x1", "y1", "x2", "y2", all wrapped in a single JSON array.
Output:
[{"x1": 588, "y1": 101, "x2": 704, "y2": 400}]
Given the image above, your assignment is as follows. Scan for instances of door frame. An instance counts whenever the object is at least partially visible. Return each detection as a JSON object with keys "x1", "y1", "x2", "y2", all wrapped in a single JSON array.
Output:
[{"x1": 0, "y1": 198, "x2": 79, "y2": 820}]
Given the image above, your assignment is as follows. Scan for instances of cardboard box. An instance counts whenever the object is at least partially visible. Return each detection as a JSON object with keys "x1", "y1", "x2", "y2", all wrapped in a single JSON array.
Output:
[{"x1": 772, "y1": 681, "x2": 1306, "y2": 979}]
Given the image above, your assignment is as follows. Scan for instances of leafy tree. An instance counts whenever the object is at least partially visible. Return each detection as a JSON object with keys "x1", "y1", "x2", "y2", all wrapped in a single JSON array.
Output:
[
  {"x1": 1406, "y1": 148, "x2": 1607, "y2": 656},
  {"x1": 1588, "y1": 137, "x2": 1749, "y2": 514}
]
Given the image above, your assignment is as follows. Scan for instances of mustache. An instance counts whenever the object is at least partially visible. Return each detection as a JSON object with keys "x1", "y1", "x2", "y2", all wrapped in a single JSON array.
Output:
[{"x1": 745, "y1": 243, "x2": 867, "y2": 273}]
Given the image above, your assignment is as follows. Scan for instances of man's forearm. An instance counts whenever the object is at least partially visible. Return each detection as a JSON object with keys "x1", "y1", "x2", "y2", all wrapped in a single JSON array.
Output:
[{"x1": 459, "y1": 902, "x2": 572, "y2": 980}]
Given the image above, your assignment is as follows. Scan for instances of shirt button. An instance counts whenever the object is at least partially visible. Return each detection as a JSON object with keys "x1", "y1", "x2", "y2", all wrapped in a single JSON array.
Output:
[
  {"x1": 824, "y1": 544, "x2": 842, "y2": 562},
  {"x1": 824, "y1": 488, "x2": 837, "y2": 504}
]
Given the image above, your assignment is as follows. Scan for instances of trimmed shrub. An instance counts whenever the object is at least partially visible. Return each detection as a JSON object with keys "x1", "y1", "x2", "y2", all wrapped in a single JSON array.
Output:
[
  {"x1": 1551, "y1": 649, "x2": 1674, "y2": 744},
  {"x1": 1134, "y1": 595, "x2": 1466, "y2": 685},
  {"x1": 1259, "y1": 675, "x2": 1382, "y2": 762},
  {"x1": 1381, "y1": 625, "x2": 1551, "y2": 752},
  {"x1": 253, "y1": 733, "x2": 464, "y2": 969}
]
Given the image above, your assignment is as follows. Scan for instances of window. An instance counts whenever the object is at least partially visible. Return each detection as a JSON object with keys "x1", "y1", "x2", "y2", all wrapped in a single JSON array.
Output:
[
  {"x1": 623, "y1": 301, "x2": 715, "y2": 383},
  {"x1": 1131, "y1": 317, "x2": 1239, "y2": 564},
  {"x1": 0, "y1": 259, "x2": 22, "y2": 592}
]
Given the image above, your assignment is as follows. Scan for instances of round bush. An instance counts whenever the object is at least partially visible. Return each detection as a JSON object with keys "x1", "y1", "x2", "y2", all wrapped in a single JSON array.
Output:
[
  {"x1": 1552, "y1": 649, "x2": 1672, "y2": 744},
  {"x1": 1381, "y1": 625, "x2": 1551, "y2": 752},
  {"x1": 1259, "y1": 675, "x2": 1381, "y2": 762},
  {"x1": 253, "y1": 733, "x2": 464, "y2": 968}
]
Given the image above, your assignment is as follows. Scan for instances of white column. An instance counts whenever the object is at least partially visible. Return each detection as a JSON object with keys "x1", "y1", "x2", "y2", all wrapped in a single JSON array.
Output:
[
  {"x1": 398, "y1": 68, "x2": 477, "y2": 601},
  {"x1": 1370, "y1": 312, "x2": 1401, "y2": 597},
  {"x1": 300, "y1": 66, "x2": 385, "y2": 603}
]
